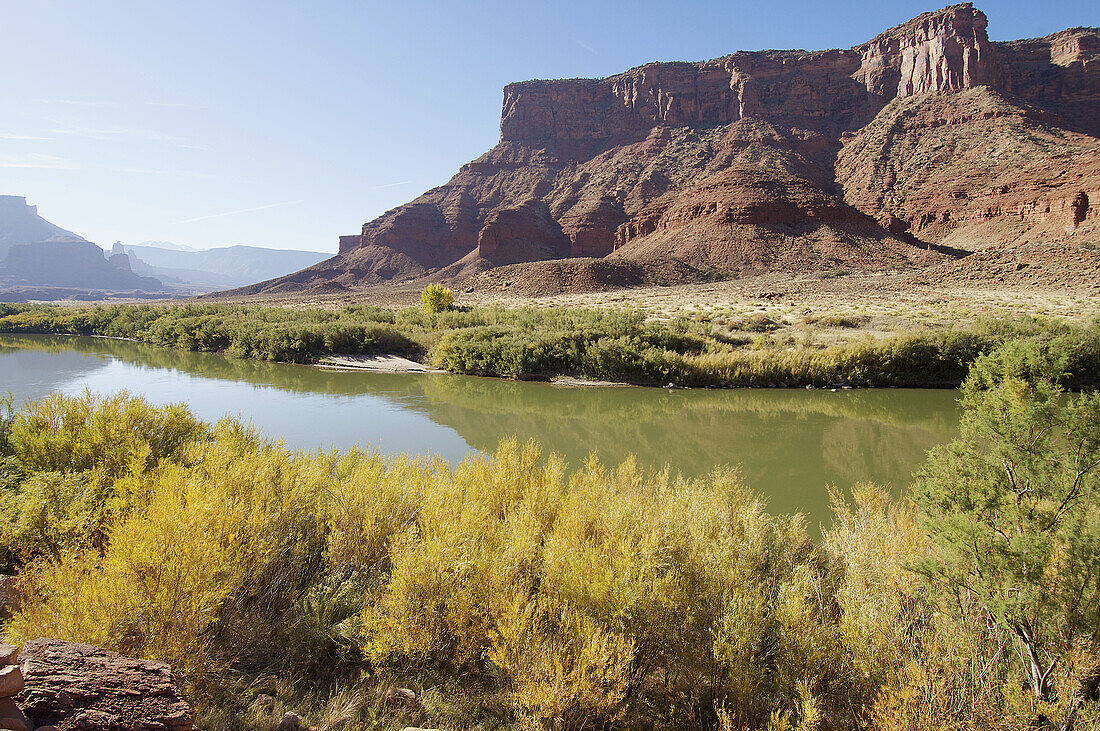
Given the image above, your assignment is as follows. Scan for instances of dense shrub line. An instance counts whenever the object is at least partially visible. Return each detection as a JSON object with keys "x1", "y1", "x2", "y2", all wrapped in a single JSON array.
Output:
[
  {"x1": 0, "y1": 303, "x2": 413, "y2": 363},
  {"x1": 1, "y1": 341, "x2": 1098, "y2": 730},
  {"x1": 0, "y1": 302, "x2": 1097, "y2": 386}
]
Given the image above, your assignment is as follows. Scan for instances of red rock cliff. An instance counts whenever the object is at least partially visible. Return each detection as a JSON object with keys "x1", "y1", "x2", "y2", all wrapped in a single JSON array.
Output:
[{"x1": 239, "y1": 3, "x2": 1100, "y2": 295}]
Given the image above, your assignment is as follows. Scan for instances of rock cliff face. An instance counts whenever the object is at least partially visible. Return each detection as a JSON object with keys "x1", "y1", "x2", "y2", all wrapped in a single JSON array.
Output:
[
  {"x1": 856, "y1": 3, "x2": 1000, "y2": 100},
  {"x1": 241, "y1": 3, "x2": 1100, "y2": 295},
  {"x1": 0, "y1": 196, "x2": 82, "y2": 259}
]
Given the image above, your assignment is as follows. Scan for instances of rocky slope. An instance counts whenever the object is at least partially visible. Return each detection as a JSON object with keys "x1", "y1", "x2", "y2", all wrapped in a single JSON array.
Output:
[{"x1": 240, "y1": 3, "x2": 1099, "y2": 296}]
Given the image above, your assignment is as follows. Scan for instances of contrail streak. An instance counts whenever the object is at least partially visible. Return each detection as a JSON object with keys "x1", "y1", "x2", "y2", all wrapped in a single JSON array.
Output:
[{"x1": 174, "y1": 200, "x2": 303, "y2": 225}]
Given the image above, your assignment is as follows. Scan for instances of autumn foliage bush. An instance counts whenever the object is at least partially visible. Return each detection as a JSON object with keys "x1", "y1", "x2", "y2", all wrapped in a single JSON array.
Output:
[{"x1": 1, "y1": 336, "x2": 1099, "y2": 730}]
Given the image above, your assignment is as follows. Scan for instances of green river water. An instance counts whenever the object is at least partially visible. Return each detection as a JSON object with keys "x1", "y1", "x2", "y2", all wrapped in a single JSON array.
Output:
[{"x1": 0, "y1": 334, "x2": 961, "y2": 528}]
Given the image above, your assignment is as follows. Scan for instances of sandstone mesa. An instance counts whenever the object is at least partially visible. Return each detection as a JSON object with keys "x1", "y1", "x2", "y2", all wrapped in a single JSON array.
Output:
[{"x1": 230, "y1": 4, "x2": 1099, "y2": 296}]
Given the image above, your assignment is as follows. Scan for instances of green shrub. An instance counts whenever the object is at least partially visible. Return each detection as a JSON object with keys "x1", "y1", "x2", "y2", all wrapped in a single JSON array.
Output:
[{"x1": 0, "y1": 304, "x2": 1097, "y2": 388}]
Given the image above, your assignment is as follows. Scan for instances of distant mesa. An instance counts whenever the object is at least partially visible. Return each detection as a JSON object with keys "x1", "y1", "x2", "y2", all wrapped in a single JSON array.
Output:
[
  {"x1": 237, "y1": 3, "x2": 1099, "y2": 297},
  {"x1": 0, "y1": 196, "x2": 164, "y2": 300},
  {"x1": 0, "y1": 195, "x2": 335, "y2": 301},
  {"x1": 0, "y1": 195, "x2": 84, "y2": 258}
]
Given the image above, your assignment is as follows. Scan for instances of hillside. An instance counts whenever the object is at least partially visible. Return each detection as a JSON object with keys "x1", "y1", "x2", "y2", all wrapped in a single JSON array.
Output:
[{"x1": 235, "y1": 3, "x2": 1099, "y2": 297}]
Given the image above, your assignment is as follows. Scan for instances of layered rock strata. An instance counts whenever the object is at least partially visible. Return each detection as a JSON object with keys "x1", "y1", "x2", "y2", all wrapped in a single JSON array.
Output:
[
  {"x1": 16, "y1": 639, "x2": 193, "y2": 731},
  {"x1": 239, "y1": 4, "x2": 1100, "y2": 295}
]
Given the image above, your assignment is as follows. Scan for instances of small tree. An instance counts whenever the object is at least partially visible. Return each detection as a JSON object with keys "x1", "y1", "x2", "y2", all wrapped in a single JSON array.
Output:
[
  {"x1": 420, "y1": 284, "x2": 454, "y2": 314},
  {"x1": 914, "y1": 340, "x2": 1100, "y2": 723}
]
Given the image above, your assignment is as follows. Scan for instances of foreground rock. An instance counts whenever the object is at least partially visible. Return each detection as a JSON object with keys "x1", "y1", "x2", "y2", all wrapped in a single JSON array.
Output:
[
  {"x1": 17, "y1": 639, "x2": 193, "y2": 731},
  {"x1": 0, "y1": 645, "x2": 29, "y2": 731}
]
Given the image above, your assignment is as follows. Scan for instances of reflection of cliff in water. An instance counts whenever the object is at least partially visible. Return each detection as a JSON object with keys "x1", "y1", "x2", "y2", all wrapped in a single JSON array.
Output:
[
  {"x1": 414, "y1": 376, "x2": 957, "y2": 496},
  {"x1": 1, "y1": 334, "x2": 960, "y2": 518}
]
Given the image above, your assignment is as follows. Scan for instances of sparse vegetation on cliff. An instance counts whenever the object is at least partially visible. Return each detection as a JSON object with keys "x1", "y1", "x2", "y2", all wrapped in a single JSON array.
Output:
[
  {"x1": 1, "y1": 302, "x2": 1098, "y2": 389},
  {"x1": 1, "y1": 343, "x2": 1098, "y2": 730}
]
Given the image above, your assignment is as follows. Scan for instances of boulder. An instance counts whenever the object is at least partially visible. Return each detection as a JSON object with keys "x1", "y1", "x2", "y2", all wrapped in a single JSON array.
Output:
[
  {"x1": 277, "y1": 712, "x2": 300, "y2": 731},
  {"x1": 384, "y1": 688, "x2": 417, "y2": 709},
  {"x1": 17, "y1": 639, "x2": 192, "y2": 731},
  {"x1": 0, "y1": 668, "x2": 23, "y2": 699},
  {"x1": 0, "y1": 698, "x2": 30, "y2": 731},
  {"x1": 0, "y1": 647, "x2": 17, "y2": 667},
  {"x1": 249, "y1": 695, "x2": 276, "y2": 715}
]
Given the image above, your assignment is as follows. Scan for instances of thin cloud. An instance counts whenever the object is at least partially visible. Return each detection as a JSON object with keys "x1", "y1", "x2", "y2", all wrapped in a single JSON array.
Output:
[
  {"x1": 145, "y1": 101, "x2": 202, "y2": 109},
  {"x1": 115, "y1": 167, "x2": 218, "y2": 179},
  {"x1": 173, "y1": 200, "x2": 304, "y2": 225},
  {"x1": 0, "y1": 162, "x2": 76, "y2": 170},
  {"x1": 0, "y1": 134, "x2": 53, "y2": 140},
  {"x1": 31, "y1": 99, "x2": 114, "y2": 107},
  {"x1": 372, "y1": 180, "x2": 413, "y2": 189},
  {"x1": 0, "y1": 153, "x2": 78, "y2": 170},
  {"x1": 48, "y1": 122, "x2": 209, "y2": 150},
  {"x1": 573, "y1": 38, "x2": 598, "y2": 55}
]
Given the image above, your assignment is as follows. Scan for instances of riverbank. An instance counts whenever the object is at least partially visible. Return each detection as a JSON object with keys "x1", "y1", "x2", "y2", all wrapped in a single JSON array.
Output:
[{"x1": 0, "y1": 300, "x2": 1097, "y2": 389}]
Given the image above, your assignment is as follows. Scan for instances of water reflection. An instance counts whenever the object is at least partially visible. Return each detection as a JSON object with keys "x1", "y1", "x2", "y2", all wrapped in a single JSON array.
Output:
[{"x1": 0, "y1": 334, "x2": 961, "y2": 527}]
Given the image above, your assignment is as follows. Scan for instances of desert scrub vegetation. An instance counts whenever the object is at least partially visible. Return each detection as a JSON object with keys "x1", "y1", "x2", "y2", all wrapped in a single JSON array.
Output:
[
  {"x1": 1, "y1": 340, "x2": 1099, "y2": 730},
  {"x1": 0, "y1": 303, "x2": 1098, "y2": 387}
]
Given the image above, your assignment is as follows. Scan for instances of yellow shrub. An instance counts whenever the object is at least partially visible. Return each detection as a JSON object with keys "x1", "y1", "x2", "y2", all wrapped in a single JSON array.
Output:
[{"x1": 11, "y1": 392, "x2": 1073, "y2": 730}]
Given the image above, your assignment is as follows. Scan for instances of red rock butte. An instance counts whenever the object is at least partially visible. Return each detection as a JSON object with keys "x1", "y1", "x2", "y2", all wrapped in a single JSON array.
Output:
[{"x1": 237, "y1": 3, "x2": 1100, "y2": 296}]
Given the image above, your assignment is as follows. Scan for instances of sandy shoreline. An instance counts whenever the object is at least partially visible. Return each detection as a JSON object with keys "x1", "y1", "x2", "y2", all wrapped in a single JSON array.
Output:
[
  {"x1": 315, "y1": 354, "x2": 631, "y2": 387},
  {"x1": 315, "y1": 354, "x2": 442, "y2": 373}
]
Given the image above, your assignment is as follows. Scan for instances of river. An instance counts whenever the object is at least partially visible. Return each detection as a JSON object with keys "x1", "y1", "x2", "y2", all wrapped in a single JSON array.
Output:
[{"x1": 0, "y1": 334, "x2": 961, "y2": 527}]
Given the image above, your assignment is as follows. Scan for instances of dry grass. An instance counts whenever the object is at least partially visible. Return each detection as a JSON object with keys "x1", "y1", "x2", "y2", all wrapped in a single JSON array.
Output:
[{"x1": 200, "y1": 272, "x2": 1100, "y2": 352}]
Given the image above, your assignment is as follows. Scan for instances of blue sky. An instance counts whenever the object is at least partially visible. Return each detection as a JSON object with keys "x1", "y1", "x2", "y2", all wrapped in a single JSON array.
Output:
[{"x1": 2, "y1": 1, "x2": 1096, "y2": 252}]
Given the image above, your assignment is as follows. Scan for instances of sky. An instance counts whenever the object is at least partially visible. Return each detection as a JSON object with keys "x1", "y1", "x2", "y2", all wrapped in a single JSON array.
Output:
[{"x1": 2, "y1": 1, "x2": 1097, "y2": 253}]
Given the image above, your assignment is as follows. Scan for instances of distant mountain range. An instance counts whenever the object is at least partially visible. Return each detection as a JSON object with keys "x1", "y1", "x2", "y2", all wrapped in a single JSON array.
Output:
[
  {"x1": 111, "y1": 243, "x2": 330, "y2": 289},
  {"x1": 0, "y1": 195, "x2": 332, "y2": 301}
]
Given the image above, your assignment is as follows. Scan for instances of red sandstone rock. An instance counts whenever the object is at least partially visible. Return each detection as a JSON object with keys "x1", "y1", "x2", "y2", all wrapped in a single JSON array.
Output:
[
  {"x1": 17, "y1": 639, "x2": 192, "y2": 731},
  {"x1": 233, "y1": 4, "x2": 1099, "y2": 297},
  {"x1": 476, "y1": 201, "x2": 571, "y2": 265},
  {"x1": 856, "y1": 3, "x2": 1000, "y2": 99},
  {"x1": 0, "y1": 668, "x2": 23, "y2": 699},
  {"x1": 0, "y1": 698, "x2": 30, "y2": 731}
]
